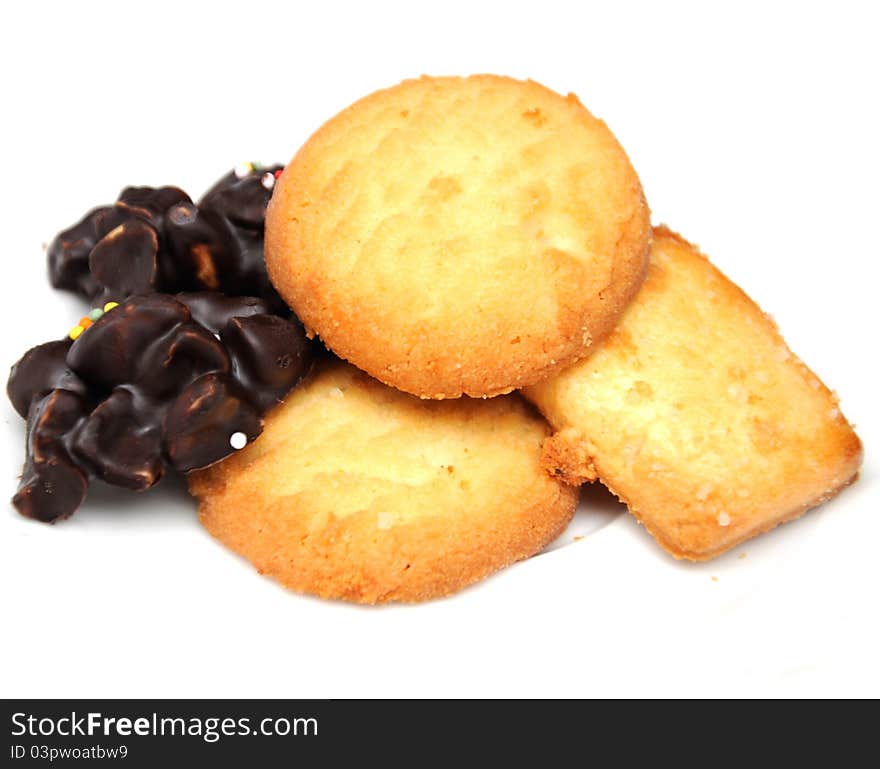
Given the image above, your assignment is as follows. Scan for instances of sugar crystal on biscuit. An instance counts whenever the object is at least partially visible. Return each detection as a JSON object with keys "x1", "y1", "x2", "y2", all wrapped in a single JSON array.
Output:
[{"x1": 377, "y1": 512, "x2": 394, "y2": 530}]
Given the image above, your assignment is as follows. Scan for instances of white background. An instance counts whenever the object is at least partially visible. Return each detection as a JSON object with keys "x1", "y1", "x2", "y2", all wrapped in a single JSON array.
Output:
[{"x1": 1, "y1": 1, "x2": 877, "y2": 698}]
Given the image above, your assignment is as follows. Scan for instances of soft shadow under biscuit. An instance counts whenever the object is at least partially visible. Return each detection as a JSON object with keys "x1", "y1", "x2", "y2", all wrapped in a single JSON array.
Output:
[
  {"x1": 190, "y1": 360, "x2": 577, "y2": 603},
  {"x1": 524, "y1": 226, "x2": 862, "y2": 561}
]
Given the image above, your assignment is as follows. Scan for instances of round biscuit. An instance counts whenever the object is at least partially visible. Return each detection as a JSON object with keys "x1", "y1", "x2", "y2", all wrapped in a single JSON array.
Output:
[
  {"x1": 266, "y1": 74, "x2": 651, "y2": 398},
  {"x1": 189, "y1": 359, "x2": 577, "y2": 603}
]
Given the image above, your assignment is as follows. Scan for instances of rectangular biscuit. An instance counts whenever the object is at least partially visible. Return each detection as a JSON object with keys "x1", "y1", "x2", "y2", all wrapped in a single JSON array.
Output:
[{"x1": 524, "y1": 226, "x2": 862, "y2": 560}]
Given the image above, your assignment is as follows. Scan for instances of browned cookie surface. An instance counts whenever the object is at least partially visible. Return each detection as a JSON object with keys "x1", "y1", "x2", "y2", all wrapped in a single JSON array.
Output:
[
  {"x1": 267, "y1": 75, "x2": 650, "y2": 398},
  {"x1": 525, "y1": 227, "x2": 862, "y2": 560},
  {"x1": 190, "y1": 360, "x2": 577, "y2": 603}
]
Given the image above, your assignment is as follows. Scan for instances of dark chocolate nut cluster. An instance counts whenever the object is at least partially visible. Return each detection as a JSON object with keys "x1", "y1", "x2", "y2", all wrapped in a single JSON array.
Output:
[
  {"x1": 8, "y1": 293, "x2": 312, "y2": 523},
  {"x1": 47, "y1": 164, "x2": 286, "y2": 313}
]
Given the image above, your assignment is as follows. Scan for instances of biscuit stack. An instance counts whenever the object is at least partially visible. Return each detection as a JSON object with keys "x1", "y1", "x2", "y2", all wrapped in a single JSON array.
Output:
[{"x1": 190, "y1": 75, "x2": 862, "y2": 603}]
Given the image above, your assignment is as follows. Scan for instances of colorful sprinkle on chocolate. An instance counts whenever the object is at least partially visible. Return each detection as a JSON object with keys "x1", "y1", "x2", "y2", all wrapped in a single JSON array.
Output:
[
  {"x1": 68, "y1": 301, "x2": 119, "y2": 340},
  {"x1": 233, "y1": 162, "x2": 254, "y2": 179}
]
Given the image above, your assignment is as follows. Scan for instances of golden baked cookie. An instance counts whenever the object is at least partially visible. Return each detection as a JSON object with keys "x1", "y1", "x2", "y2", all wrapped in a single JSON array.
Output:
[
  {"x1": 266, "y1": 74, "x2": 650, "y2": 398},
  {"x1": 190, "y1": 359, "x2": 577, "y2": 603},
  {"x1": 524, "y1": 226, "x2": 862, "y2": 560}
]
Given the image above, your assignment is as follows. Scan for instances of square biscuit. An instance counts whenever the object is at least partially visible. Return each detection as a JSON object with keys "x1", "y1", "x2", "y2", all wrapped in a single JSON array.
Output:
[{"x1": 524, "y1": 226, "x2": 863, "y2": 560}]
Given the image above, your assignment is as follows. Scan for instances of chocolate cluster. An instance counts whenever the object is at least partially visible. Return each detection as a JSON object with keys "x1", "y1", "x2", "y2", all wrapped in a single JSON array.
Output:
[
  {"x1": 8, "y1": 293, "x2": 313, "y2": 522},
  {"x1": 47, "y1": 164, "x2": 286, "y2": 313}
]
